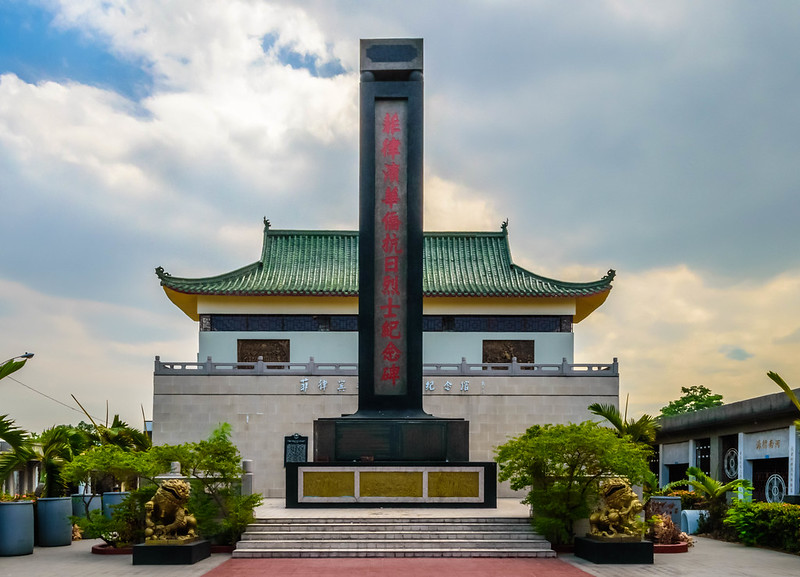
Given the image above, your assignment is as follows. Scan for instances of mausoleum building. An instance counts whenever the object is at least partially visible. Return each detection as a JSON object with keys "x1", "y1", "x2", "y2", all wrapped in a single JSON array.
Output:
[{"x1": 153, "y1": 219, "x2": 619, "y2": 498}]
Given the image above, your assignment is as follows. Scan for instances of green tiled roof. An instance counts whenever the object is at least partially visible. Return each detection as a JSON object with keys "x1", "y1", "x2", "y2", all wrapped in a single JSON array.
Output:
[{"x1": 156, "y1": 224, "x2": 615, "y2": 299}]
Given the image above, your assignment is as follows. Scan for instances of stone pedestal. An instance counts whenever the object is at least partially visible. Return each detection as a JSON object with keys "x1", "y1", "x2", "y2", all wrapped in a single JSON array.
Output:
[
  {"x1": 574, "y1": 536, "x2": 653, "y2": 564},
  {"x1": 314, "y1": 417, "x2": 468, "y2": 462},
  {"x1": 132, "y1": 540, "x2": 211, "y2": 565},
  {"x1": 286, "y1": 461, "x2": 496, "y2": 507}
]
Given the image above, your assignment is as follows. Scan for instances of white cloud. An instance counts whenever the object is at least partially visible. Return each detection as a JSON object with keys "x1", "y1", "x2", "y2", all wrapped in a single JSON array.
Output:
[
  {"x1": 424, "y1": 175, "x2": 500, "y2": 231},
  {"x1": 0, "y1": 279, "x2": 195, "y2": 432},
  {"x1": 576, "y1": 266, "x2": 800, "y2": 417}
]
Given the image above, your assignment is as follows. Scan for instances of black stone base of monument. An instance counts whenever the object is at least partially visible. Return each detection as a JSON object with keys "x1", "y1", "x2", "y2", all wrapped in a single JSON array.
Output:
[
  {"x1": 574, "y1": 536, "x2": 653, "y2": 564},
  {"x1": 314, "y1": 417, "x2": 468, "y2": 462},
  {"x1": 784, "y1": 495, "x2": 800, "y2": 505},
  {"x1": 285, "y1": 461, "x2": 496, "y2": 508},
  {"x1": 132, "y1": 540, "x2": 211, "y2": 565}
]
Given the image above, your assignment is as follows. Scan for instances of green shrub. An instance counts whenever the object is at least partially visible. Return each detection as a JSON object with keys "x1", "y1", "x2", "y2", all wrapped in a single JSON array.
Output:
[
  {"x1": 72, "y1": 486, "x2": 158, "y2": 547},
  {"x1": 664, "y1": 489, "x2": 709, "y2": 511},
  {"x1": 495, "y1": 421, "x2": 651, "y2": 546},
  {"x1": 724, "y1": 501, "x2": 800, "y2": 553}
]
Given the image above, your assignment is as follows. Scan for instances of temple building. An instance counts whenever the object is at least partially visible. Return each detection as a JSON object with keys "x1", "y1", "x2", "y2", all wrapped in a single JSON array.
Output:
[
  {"x1": 153, "y1": 219, "x2": 619, "y2": 497},
  {"x1": 654, "y1": 389, "x2": 800, "y2": 504}
]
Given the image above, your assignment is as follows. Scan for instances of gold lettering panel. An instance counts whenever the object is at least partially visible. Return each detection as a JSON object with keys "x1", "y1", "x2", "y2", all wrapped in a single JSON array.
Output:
[
  {"x1": 360, "y1": 471, "x2": 423, "y2": 497},
  {"x1": 302, "y1": 471, "x2": 355, "y2": 497},
  {"x1": 428, "y1": 471, "x2": 480, "y2": 498}
]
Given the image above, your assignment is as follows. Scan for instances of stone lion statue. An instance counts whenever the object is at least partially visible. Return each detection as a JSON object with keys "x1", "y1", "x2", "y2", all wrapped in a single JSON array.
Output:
[
  {"x1": 144, "y1": 479, "x2": 197, "y2": 542},
  {"x1": 588, "y1": 478, "x2": 643, "y2": 539}
]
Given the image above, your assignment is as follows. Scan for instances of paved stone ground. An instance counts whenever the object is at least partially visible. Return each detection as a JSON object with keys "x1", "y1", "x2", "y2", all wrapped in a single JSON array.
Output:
[
  {"x1": 2, "y1": 499, "x2": 797, "y2": 577},
  {"x1": 0, "y1": 538, "x2": 230, "y2": 577},
  {"x1": 561, "y1": 536, "x2": 800, "y2": 577},
  {"x1": 3, "y1": 537, "x2": 799, "y2": 577}
]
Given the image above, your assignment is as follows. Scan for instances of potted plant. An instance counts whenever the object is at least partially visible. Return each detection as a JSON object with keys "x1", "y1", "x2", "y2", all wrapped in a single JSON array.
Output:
[
  {"x1": 0, "y1": 493, "x2": 35, "y2": 556},
  {"x1": 2, "y1": 419, "x2": 81, "y2": 548},
  {"x1": 646, "y1": 513, "x2": 693, "y2": 553}
]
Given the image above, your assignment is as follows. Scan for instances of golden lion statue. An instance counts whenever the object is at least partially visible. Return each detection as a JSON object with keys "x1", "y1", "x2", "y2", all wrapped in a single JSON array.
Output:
[
  {"x1": 144, "y1": 479, "x2": 197, "y2": 543},
  {"x1": 588, "y1": 478, "x2": 643, "y2": 539}
]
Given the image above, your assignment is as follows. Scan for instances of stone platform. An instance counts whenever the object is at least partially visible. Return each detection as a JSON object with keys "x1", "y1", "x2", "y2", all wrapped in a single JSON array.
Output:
[
  {"x1": 285, "y1": 462, "x2": 496, "y2": 507},
  {"x1": 574, "y1": 536, "x2": 653, "y2": 564},
  {"x1": 132, "y1": 540, "x2": 211, "y2": 565}
]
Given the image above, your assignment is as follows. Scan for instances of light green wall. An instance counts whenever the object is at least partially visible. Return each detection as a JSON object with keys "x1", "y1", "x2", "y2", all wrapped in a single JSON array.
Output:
[{"x1": 198, "y1": 331, "x2": 573, "y2": 364}]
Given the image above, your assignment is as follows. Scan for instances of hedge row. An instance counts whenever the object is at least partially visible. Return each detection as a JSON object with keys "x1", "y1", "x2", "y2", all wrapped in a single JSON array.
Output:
[{"x1": 723, "y1": 501, "x2": 800, "y2": 553}]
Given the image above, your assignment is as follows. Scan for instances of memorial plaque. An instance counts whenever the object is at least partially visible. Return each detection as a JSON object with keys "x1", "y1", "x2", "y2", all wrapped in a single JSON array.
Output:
[{"x1": 284, "y1": 433, "x2": 308, "y2": 465}]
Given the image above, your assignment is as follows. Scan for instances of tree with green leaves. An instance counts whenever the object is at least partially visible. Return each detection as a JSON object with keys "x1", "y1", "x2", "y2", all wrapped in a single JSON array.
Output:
[
  {"x1": 660, "y1": 385, "x2": 723, "y2": 416},
  {"x1": 65, "y1": 423, "x2": 261, "y2": 546},
  {"x1": 495, "y1": 421, "x2": 652, "y2": 545},
  {"x1": 588, "y1": 395, "x2": 660, "y2": 444}
]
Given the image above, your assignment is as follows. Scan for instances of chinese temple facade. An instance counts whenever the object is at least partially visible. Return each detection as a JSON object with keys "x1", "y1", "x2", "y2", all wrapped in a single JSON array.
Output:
[{"x1": 153, "y1": 220, "x2": 619, "y2": 497}]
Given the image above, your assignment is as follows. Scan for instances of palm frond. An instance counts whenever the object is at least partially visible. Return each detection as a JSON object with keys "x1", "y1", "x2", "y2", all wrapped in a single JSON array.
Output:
[{"x1": 767, "y1": 372, "x2": 800, "y2": 412}]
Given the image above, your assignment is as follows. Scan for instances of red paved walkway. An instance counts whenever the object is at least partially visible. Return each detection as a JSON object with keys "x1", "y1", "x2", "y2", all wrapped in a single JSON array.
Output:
[{"x1": 202, "y1": 558, "x2": 593, "y2": 577}]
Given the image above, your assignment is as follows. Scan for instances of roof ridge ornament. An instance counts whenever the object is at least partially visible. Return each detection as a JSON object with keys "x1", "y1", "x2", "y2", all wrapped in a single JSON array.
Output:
[
  {"x1": 604, "y1": 269, "x2": 616, "y2": 281},
  {"x1": 501, "y1": 219, "x2": 509, "y2": 233},
  {"x1": 263, "y1": 217, "x2": 271, "y2": 230},
  {"x1": 155, "y1": 266, "x2": 170, "y2": 279}
]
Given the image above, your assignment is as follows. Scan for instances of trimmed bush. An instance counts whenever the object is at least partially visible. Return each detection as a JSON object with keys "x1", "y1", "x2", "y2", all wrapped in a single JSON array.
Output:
[{"x1": 724, "y1": 501, "x2": 800, "y2": 553}]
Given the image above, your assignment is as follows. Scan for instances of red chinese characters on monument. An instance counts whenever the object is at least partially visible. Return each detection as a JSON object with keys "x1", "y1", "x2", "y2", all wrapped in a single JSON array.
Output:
[{"x1": 374, "y1": 105, "x2": 407, "y2": 393}]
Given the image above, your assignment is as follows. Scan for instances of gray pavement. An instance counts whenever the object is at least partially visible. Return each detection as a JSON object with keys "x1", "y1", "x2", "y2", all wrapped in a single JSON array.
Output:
[
  {"x1": 0, "y1": 538, "x2": 230, "y2": 577},
  {"x1": 561, "y1": 537, "x2": 800, "y2": 577}
]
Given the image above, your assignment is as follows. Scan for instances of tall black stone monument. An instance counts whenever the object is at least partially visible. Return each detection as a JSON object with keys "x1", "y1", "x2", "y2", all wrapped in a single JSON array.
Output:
[{"x1": 313, "y1": 39, "x2": 468, "y2": 463}]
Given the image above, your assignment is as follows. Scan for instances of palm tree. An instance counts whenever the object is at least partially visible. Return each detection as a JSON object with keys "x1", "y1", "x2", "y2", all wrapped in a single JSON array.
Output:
[
  {"x1": 684, "y1": 466, "x2": 751, "y2": 500},
  {"x1": 767, "y1": 372, "x2": 800, "y2": 425},
  {"x1": 588, "y1": 395, "x2": 660, "y2": 444},
  {"x1": 1, "y1": 424, "x2": 87, "y2": 498},
  {"x1": 71, "y1": 396, "x2": 151, "y2": 451},
  {"x1": 0, "y1": 353, "x2": 33, "y2": 381},
  {"x1": 0, "y1": 415, "x2": 34, "y2": 491}
]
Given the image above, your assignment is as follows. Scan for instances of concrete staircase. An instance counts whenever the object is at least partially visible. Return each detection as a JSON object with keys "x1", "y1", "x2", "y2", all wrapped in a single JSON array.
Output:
[{"x1": 233, "y1": 516, "x2": 555, "y2": 558}]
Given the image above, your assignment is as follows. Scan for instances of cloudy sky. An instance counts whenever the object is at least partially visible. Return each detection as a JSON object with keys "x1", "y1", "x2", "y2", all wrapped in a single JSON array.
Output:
[{"x1": 1, "y1": 0, "x2": 799, "y2": 433}]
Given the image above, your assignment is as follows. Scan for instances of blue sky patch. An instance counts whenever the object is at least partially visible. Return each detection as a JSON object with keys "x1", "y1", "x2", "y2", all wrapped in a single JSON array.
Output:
[
  {"x1": 262, "y1": 33, "x2": 345, "y2": 78},
  {"x1": 0, "y1": 1, "x2": 152, "y2": 100},
  {"x1": 720, "y1": 346, "x2": 754, "y2": 361}
]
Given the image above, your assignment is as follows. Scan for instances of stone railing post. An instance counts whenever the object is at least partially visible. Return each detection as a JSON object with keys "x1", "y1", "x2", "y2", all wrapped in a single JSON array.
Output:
[{"x1": 241, "y1": 460, "x2": 254, "y2": 496}]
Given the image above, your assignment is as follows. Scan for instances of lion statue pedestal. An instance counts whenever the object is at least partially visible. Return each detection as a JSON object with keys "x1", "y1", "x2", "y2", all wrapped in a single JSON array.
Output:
[
  {"x1": 574, "y1": 478, "x2": 653, "y2": 564},
  {"x1": 133, "y1": 478, "x2": 210, "y2": 565}
]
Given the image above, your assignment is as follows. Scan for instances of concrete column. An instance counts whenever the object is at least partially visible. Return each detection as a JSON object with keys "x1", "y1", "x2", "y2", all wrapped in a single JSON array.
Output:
[
  {"x1": 688, "y1": 438, "x2": 697, "y2": 469},
  {"x1": 710, "y1": 435, "x2": 721, "y2": 480},
  {"x1": 242, "y1": 459, "x2": 254, "y2": 496},
  {"x1": 738, "y1": 431, "x2": 752, "y2": 500},
  {"x1": 789, "y1": 425, "x2": 798, "y2": 495}
]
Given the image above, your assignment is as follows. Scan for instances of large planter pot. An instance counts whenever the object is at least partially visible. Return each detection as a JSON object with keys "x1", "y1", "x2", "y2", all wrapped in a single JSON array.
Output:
[
  {"x1": 0, "y1": 501, "x2": 35, "y2": 556},
  {"x1": 647, "y1": 495, "x2": 682, "y2": 526},
  {"x1": 680, "y1": 509, "x2": 708, "y2": 535},
  {"x1": 36, "y1": 497, "x2": 73, "y2": 547},
  {"x1": 102, "y1": 491, "x2": 130, "y2": 518},
  {"x1": 71, "y1": 494, "x2": 102, "y2": 518}
]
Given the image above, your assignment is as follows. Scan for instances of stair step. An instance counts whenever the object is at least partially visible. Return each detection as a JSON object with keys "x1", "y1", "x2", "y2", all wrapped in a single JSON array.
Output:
[
  {"x1": 232, "y1": 548, "x2": 557, "y2": 559},
  {"x1": 236, "y1": 540, "x2": 551, "y2": 550},
  {"x1": 242, "y1": 532, "x2": 544, "y2": 541},
  {"x1": 235, "y1": 515, "x2": 553, "y2": 559}
]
